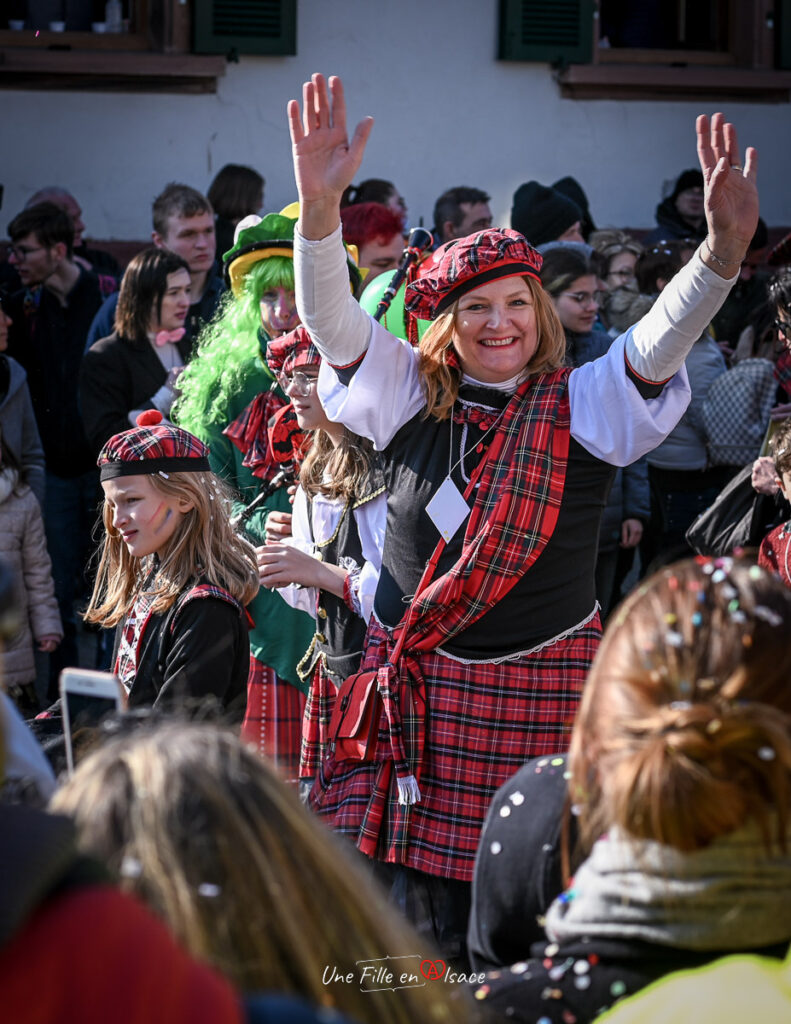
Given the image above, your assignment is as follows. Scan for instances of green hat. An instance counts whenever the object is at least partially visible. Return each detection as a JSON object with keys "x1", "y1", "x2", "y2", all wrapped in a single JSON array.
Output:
[
  {"x1": 224, "y1": 211, "x2": 362, "y2": 298},
  {"x1": 223, "y1": 213, "x2": 296, "y2": 298}
]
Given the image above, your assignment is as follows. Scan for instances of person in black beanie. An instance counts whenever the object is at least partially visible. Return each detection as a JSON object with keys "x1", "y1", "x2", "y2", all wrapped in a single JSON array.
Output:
[
  {"x1": 644, "y1": 168, "x2": 706, "y2": 245},
  {"x1": 553, "y1": 176, "x2": 597, "y2": 241},
  {"x1": 510, "y1": 181, "x2": 584, "y2": 246}
]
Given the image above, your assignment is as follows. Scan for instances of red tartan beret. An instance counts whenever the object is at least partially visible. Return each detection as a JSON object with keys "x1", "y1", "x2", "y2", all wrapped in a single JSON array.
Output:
[
  {"x1": 98, "y1": 411, "x2": 211, "y2": 480},
  {"x1": 265, "y1": 325, "x2": 321, "y2": 378},
  {"x1": 405, "y1": 228, "x2": 543, "y2": 321}
]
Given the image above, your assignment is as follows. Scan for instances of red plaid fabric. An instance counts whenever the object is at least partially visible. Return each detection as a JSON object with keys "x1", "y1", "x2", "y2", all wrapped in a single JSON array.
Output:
[
  {"x1": 299, "y1": 662, "x2": 337, "y2": 781},
  {"x1": 241, "y1": 655, "x2": 306, "y2": 782},
  {"x1": 759, "y1": 522, "x2": 791, "y2": 588},
  {"x1": 223, "y1": 391, "x2": 309, "y2": 481},
  {"x1": 264, "y1": 325, "x2": 320, "y2": 378},
  {"x1": 310, "y1": 613, "x2": 600, "y2": 881},
  {"x1": 776, "y1": 348, "x2": 791, "y2": 398},
  {"x1": 98, "y1": 416, "x2": 210, "y2": 478},
  {"x1": 405, "y1": 229, "x2": 542, "y2": 320},
  {"x1": 371, "y1": 369, "x2": 571, "y2": 790}
]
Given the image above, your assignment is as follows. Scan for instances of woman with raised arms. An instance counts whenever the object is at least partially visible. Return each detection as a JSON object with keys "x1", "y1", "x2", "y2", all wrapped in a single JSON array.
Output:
[{"x1": 287, "y1": 73, "x2": 758, "y2": 959}]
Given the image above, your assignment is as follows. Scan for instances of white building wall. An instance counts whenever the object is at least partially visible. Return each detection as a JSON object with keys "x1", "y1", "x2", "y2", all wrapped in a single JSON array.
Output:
[{"x1": 4, "y1": 0, "x2": 790, "y2": 239}]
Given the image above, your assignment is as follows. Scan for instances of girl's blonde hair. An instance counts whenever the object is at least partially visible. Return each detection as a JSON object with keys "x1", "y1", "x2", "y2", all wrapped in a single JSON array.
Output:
[
  {"x1": 569, "y1": 557, "x2": 791, "y2": 855},
  {"x1": 85, "y1": 471, "x2": 259, "y2": 628},
  {"x1": 418, "y1": 275, "x2": 566, "y2": 421},
  {"x1": 299, "y1": 427, "x2": 377, "y2": 503},
  {"x1": 52, "y1": 723, "x2": 477, "y2": 1024}
]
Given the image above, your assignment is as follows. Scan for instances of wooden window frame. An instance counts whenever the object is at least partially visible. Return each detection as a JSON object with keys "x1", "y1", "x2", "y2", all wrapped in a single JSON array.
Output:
[
  {"x1": 0, "y1": 0, "x2": 225, "y2": 93},
  {"x1": 499, "y1": 0, "x2": 791, "y2": 101}
]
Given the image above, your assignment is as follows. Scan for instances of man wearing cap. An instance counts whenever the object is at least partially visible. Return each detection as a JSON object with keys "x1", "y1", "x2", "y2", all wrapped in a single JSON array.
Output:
[{"x1": 85, "y1": 183, "x2": 225, "y2": 351}]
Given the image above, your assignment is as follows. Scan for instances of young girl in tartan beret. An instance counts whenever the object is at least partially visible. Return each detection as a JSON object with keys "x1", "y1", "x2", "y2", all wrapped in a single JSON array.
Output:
[
  {"x1": 288, "y1": 74, "x2": 759, "y2": 959},
  {"x1": 85, "y1": 411, "x2": 258, "y2": 714},
  {"x1": 256, "y1": 327, "x2": 385, "y2": 797}
]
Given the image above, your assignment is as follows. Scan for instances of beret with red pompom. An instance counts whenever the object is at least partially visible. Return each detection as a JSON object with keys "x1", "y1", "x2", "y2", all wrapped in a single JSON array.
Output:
[
  {"x1": 97, "y1": 410, "x2": 211, "y2": 481},
  {"x1": 265, "y1": 325, "x2": 321, "y2": 380},
  {"x1": 405, "y1": 228, "x2": 543, "y2": 321}
]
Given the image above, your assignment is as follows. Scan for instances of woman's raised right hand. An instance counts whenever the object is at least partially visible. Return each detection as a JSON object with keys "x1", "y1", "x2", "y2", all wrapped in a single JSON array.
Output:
[{"x1": 287, "y1": 74, "x2": 373, "y2": 236}]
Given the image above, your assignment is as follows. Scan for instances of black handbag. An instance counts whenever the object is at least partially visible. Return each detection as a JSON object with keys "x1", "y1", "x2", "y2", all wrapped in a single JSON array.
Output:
[{"x1": 685, "y1": 463, "x2": 776, "y2": 557}]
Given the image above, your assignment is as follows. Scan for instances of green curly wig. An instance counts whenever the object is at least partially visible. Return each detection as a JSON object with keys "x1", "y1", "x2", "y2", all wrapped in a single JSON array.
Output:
[{"x1": 174, "y1": 255, "x2": 295, "y2": 438}]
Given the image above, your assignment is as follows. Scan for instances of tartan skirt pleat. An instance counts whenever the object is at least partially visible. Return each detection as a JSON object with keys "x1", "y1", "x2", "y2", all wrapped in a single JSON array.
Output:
[
  {"x1": 309, "y1": 615, "x2": 600, "y2": 881},
  {"x1": 241, "y1": 654, "x2": 306, "y2": 782}
]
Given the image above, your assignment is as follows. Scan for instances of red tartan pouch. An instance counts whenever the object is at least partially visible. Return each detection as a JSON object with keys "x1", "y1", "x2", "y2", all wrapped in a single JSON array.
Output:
[
  {"x1": 329, "y1": 669, "x2": 381, "y2": 761},
  {"x1": 329, "y1": 457, "x2": 490, "y2": 765}
]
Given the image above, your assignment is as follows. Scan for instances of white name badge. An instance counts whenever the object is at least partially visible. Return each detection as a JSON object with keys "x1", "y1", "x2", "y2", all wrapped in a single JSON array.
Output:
[{"x1": 425, "y1": 476, "x2": 470, "y2": 543}]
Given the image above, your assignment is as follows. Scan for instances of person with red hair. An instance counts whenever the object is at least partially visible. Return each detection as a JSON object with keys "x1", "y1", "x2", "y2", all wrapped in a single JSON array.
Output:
[{"x1": 340, "y1": 202, "x2": 404, "y2": 281}]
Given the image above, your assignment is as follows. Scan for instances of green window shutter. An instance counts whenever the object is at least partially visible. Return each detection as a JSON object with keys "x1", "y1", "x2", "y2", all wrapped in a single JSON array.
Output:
[
  {"x1": 498, "y1": 0, "x2": 594, "y2": 64},
  {"x1": 193, "y1": 0, "x2": 297, "y2": 57},
  {"x1": 778, "y1": 0, "x2": 791, "y2": 70}
]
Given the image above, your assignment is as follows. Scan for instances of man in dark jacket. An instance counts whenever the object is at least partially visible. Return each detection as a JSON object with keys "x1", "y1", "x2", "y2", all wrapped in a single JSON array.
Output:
[{"x1": 5, "y1": 202, "x2": 105, "y2": 695}]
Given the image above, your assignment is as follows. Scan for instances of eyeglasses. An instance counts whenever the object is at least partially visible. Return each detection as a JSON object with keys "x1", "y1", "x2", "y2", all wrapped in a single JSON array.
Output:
[
  {"x1": 561, "y1": 290, "x2": 602, "y2": 308},
  {"x1": 7, "y1": 244, "x2": 47, "y2": 261},
  {"x1": 281, "y1": 371, "x2": 318, "y2": 397},
  {"x1": 607, "y1": 269, "x2": 636, "y2": 281}
]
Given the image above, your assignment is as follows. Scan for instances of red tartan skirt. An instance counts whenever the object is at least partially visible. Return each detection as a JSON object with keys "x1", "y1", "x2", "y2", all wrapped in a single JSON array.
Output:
[
  {"x1": 240, "y1": 655, "x2": 306, "y2": 783},
  {"x1": 309, "y1": 613, "x2": 601, "y2": 882},
  {"x1": 299, "y1": 661, "x2": 338, "y2": 782}
]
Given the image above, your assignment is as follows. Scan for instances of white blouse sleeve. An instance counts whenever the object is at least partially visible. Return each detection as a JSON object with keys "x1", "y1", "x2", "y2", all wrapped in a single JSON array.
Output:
[
  {"x1": 352, "y1": 491, "x2": 387, "y2": 623},
  {"x1": 569, "y1": 333, "x2": 691, "y2": 466},
  {"x1": 275, "y1": 487, "x2": 318, "y2": 617},
  {"x1": 625, "y1": 246, "x2": 738, "y2": 382},
  {"x1": 317, "y1": 323, "x2": 425, "y2": 450}
]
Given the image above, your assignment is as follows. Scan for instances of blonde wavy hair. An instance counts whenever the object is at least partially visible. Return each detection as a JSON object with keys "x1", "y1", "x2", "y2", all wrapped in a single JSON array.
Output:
[
  {"x1": 569, "y1": 557, "x2": 791, "y2": 854},
  {"x1": 85, "y1": 470, "x2": 259, "y2": 628},
  {"x1": 300, "y1": 427, "x2": 377, "y2": 503},
  {"x1": 52, "y1": 723, "x2": 479, "y2": 1024},
  {"x1": 417, "y1": 275, "x2": 566, "y2": 421}
]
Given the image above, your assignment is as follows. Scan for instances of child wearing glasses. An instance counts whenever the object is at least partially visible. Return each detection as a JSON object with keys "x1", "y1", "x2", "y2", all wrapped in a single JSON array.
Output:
[{"x1": 256, "y1": 327, "x2": 385, "y2": 799}]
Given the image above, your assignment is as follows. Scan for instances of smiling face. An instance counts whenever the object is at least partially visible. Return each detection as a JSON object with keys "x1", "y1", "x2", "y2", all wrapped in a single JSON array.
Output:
[
  {"x1": 553, "y1": 274, "x2": 600, "y2": 335},
  {"x1": 452, "y1": 276, "x2": 539, "y2": 383},
  {"x1": 150, "y1": 269, "x2": 191, "y2": 334},
  {"x1": 260, "y1": 286, "x2": 300, "y2": 337},
  {"x1": 102, "y1": 475, "x2": 193, "y2": 561}
]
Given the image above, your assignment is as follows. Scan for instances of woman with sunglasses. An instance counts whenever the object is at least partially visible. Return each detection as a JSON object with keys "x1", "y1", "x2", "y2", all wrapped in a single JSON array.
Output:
[{"x1": 287, "y1": 73, "x2": 758, "y2": 957}]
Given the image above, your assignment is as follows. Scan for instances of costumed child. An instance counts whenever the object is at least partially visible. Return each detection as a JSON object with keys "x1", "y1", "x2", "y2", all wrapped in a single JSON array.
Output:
[
  {"x1": 758, "y1": 416, "x2": 791, "y2": 587},
  {"x1": 0, "y1": 431, "x2": 61, "y2": 715},
  {"x1": 85, "y1": 410, "x2": 258, "y2": 713},
  {"x1": 175, "y1": 211, "x2": 362, "y2": 778},
  {"x1": 256, "y1": 327, "x2": 385, "y2": 796}
]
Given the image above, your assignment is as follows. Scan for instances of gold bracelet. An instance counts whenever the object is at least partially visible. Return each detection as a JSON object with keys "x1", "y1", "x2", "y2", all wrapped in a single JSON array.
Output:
[{"x1": 703, "y1": 237, "x2": 743, "y2": 267}]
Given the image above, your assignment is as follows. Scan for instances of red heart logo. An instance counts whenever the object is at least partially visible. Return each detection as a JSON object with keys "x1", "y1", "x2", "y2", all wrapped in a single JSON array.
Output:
[{"x1": 420, "y1": 959, "x2": 447, "y2": 980}]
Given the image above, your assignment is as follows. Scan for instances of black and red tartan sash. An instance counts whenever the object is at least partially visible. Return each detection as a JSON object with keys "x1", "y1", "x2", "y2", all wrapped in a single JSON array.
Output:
[
  {"x1": 373, "y1": 367, "x2": 572, "y2": 786},
  {"x1": 223, "y1": 391, "x2": 309, "y2": 482}
]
